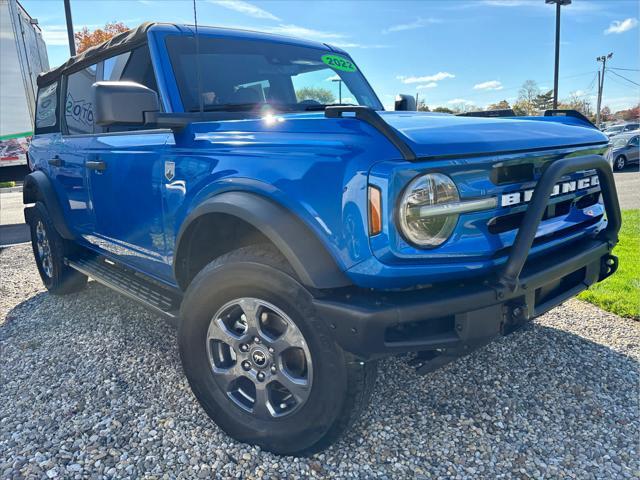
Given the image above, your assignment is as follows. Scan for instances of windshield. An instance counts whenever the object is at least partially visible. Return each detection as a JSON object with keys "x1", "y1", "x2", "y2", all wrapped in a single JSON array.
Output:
[
  {"x1": 166, "y1": 35, "x2": 383, "y2": 113},
  {"x1": 612, "y1": 137, "x2": 629, "y2": 147},
  {"x1": 606, "y1": 126, "x2": 624, "y2": 133}
]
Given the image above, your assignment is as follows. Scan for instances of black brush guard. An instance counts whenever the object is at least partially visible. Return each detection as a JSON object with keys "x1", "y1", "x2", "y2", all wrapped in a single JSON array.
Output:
[
  {"x1": 313, "y1": 154, "x2": 622, "y2": 367},
  {"x1": 497, "y1": 154, "x2": 620, "y2": 292}
]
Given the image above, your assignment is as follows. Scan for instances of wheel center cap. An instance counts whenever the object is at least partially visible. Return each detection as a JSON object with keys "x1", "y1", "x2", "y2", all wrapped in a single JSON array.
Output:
[{"x1": 251, "y1": 348, "x2": 269, "y2": 368}]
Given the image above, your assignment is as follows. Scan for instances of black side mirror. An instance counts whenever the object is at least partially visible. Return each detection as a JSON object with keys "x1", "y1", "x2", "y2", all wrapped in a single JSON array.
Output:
[
  {"x1": 395, "y1": 94, "x2": 417, "y2": 111},
  {"x1": 93, "y1": 81, "x2": 160, "y2": 126}
]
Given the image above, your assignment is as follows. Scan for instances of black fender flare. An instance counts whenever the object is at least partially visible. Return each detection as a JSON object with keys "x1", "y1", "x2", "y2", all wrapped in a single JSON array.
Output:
[
  {"x1": 23, "y1": 170, "x2": 74, "y2": 240},
  {"x1": 174, "y1": 191, "x2": 351, "y2": 290}
]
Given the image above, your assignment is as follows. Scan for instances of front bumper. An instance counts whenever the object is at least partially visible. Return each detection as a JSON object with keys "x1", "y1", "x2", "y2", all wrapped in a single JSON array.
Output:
[
  {"x1": 314, "y1": 155, "x2": 622, "y2": 363},
  {"x1": 314, "y1": 238, "x2": 616, "y2": 360}
]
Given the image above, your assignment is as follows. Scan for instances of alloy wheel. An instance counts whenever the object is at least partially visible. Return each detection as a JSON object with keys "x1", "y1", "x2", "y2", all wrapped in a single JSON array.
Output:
[
  {"x1": 206, "y1": 298, "x2": 313, "y2": 419},
  {"x1": 35, "y1": 220, "x2": 53, "y2": 278}
]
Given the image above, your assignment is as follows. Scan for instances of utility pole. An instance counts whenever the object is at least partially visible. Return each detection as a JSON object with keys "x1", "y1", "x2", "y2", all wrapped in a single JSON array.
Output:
[
  {"x1": 546, "y1": 0, "x2": 571, "y2": 109},
  {"x1": 596, "y1": 52, "x2": 613, "y2": 127},
  {"x1": 63, "y1": 0, "x2": 76, "y2": 56},
  {"x1": 332, "y1": 78, "x2": 342, "y2": 104}
]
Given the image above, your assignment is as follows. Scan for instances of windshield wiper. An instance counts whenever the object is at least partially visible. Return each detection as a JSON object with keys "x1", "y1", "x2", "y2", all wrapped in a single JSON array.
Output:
[{"x1": 301, "y1": 103, "x2": 357, "y2": 111}]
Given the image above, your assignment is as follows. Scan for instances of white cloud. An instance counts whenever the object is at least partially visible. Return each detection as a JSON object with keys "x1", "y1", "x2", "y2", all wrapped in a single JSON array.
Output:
[
  {"x1": 266, "y1": 24, "x2": 344, "y2": 40},
  {"x1": 473, "y1": 80, "x2": 504, "y2": 91},
  {"x1": 397, "y1": 72, "x2": 455, "y2": 84},
  {"x1": 209, "y1": 0, "x2": 280, "y2": 21},
  {"x1": 326, "y1": 75, "x2": 340, "y2": 81},
  {"x1": 416, "y1": 82, "x2": 438, "y2": 89},
  {"x1": 39, "y1": 25, "x2": 71, "y2": 46},
  {"x1": 382, "y1": 17, "x2": 441, "y2": 34},
  {"x1": 212, "y1": 22, "x2": 380, "y2": 46},
  {"x1": 448, "y1": 98, "x2": 474, "y2": 105},
  {"x1": 331, "y1": 42, "x2": 389, "y2": 49},
  {"x1": 604, "y1": 18, "x2": 638, "y2": 35},
  {"x1": 482, "y1": 0, "x2": 531, "y2": 6},
  {"x1": 480, "y1": 0, "x2": 601, "y2": 15}
]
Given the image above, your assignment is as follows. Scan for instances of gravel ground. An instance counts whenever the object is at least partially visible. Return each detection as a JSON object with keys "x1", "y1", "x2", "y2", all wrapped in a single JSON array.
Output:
[{"x1": 1, "y1": 244, "x2": 638, "y2": 479}]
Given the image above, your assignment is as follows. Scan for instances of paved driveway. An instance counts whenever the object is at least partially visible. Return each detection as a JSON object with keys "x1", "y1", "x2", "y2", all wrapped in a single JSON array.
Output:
[{"x1": 614, "y1": 168, "x2": 640, "y2": 210}]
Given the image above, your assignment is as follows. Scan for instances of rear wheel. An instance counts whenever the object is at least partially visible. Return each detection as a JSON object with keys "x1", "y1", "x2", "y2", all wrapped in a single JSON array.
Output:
[
  {"x1": 179, "y1": 245, "x2": 377, "y2": 455},
  {"x1": 28, "y1": 202, "x2": 87, "y2": 295},
  {"x1": 614, "y1": 155, "x2": 626, "y2": 171}
]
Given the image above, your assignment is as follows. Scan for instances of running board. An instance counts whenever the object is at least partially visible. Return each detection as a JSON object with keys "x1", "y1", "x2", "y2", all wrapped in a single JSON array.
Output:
[{"x1": 67, "y1": 255, "x2": 182, "y2": 321}]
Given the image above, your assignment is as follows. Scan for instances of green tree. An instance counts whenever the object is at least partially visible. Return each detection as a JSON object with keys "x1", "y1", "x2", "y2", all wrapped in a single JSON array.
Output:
[
  {"x1": 487, "y1": 100, "x2": 511, "y2": 110},
  {"x1": 417, "y1": 100, "x2": 430, "y2": 112},
  {"x1": 534, "y1": 90, "x2": 554, "y2": 111},
  {"x1": 559, "y1": 92, "x2": 593, "y2": 117},
  {"x1": 295, "y1": 87, "x2": 335, "y2": 104},
  {"x1": 511, "y1": 100, "x2": 528, "y2": 116},
  {"x1": 433, "y1": 106, "x2": 455, "y2": 114},
  {"x1": 517, "y1": 80, "x2": 540, "y2": 115}
]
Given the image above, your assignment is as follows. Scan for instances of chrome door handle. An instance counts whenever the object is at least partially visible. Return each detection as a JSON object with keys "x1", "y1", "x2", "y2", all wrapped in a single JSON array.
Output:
[
  {"x1": 48, "y1": 156, "x2": 64, "y2": 167},
  {"x1": 86, "y1": 161, "x2": 107, "y2": 171}
]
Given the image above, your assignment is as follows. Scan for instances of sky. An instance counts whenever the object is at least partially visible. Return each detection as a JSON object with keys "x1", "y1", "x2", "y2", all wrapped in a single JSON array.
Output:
[{"x1": 20, "y1": 0, "x2": 640, "y2": 112}]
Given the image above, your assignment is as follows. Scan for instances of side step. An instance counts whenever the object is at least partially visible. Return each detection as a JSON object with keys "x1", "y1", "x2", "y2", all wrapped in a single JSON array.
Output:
[{"x1": 67, "y1": 255, "x2": 182, "y2": 321}]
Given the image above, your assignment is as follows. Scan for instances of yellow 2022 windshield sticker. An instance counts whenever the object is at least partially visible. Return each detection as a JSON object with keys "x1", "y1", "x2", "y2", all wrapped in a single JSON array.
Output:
[{"x1": 321, "y1": 54, "x2": 357, "y2": 72}]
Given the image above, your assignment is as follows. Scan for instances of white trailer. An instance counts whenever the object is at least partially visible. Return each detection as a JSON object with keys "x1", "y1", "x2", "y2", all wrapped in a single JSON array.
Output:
[{"x1": 0, "y1": 0, "x2": 49, "y2": 167}]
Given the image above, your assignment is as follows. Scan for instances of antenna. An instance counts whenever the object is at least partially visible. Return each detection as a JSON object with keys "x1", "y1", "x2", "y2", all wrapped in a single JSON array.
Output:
[{"x1": 193, "y1": 0, "x2": 204, "y2": 114}]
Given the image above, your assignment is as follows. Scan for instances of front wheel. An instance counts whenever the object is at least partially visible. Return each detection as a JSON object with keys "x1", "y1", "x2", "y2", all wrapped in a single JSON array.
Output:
[
  {"x1": 614, "y1": 155, "x2": 626, "y2": 171},
  {"x1": 179, "y1": 245, "x2": 377, "y2": 455}
]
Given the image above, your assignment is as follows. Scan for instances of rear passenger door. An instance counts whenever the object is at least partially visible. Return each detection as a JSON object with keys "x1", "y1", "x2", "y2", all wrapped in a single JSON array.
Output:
[{"x1": 85, "y1": 47, "x2": 172, "y2": 278}]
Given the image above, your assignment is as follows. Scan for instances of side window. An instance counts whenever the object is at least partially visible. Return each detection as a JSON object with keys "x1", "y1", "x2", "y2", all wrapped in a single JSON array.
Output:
[
  {"x1": 629, "y1": 136, "x2": 639, "y2": 147},
  {"x1": 35, "y1": 82, "x2": 59, "y2": 133},
  {"x1": 103, "y1": 52, "x2": 131, "y2": 81},
  {"x1": 96, "y1": 47, "x2": 159, "y2": 133},
  {"x1": 64, "y1": 64, "x2": 97, "y2": 135},
  {"x1": 113, "y1": 46, "x2": 158, "y2": 92}
]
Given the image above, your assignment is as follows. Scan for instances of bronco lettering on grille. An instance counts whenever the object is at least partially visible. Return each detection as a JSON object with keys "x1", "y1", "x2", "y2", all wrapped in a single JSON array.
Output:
[{"x1": 501, "y1": 175, "x2": 600, "y2": 207}]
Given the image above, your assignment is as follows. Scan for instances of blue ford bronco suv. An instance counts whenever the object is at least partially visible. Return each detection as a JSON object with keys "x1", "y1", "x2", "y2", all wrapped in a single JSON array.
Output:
[{"x1": 25, "y1": 23, "x2": 621, "y2": 455}]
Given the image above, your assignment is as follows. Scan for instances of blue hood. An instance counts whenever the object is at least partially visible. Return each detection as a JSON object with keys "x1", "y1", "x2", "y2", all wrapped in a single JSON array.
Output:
[{"x1": 377, "y1": 111, "x2": 609, "y2": 158}]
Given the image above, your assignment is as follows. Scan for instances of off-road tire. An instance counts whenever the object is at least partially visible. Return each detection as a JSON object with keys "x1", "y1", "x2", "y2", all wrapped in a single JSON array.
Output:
[
  {"x1": 28, "y1": 201, "x2": 87, "y2": 295},
  {"x1": 179, "y1": 244, "x2": 377, "y2": 455}
]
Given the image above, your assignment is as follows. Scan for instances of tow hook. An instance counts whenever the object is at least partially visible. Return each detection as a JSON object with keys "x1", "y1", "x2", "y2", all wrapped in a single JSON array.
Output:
[
  {"x1": 599, "y1": 254, "x2": 618, "y2": 281},
  {"x1": 501, "y1": 302, "x2": 529, "y2": 336}
]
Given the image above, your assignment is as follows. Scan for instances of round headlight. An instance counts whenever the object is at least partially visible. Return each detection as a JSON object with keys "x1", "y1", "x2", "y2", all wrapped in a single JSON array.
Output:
[{"x1": 398, "y1": 173, "x2": 460, "y2": 247}]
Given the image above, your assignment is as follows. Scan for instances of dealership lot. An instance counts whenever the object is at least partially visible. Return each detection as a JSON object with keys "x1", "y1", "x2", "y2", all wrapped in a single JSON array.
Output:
[{"x1": 1, "y1": 244, "x2": 638, "y2": 478}]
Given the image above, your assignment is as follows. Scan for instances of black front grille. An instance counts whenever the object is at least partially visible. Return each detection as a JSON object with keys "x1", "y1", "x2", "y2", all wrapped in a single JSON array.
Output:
[
  {"x1": 575, "y1": 192, "x2": 600, "y2": 209},
  {"x1": 489, "y1": 199, "x2": 572, "y2": 234},
  {"x1": 488, "y1": 193, "x2": 600, "y2": 235},
  {"x1": 491, "y1": 215, "x2": 603, "y2": 259}
]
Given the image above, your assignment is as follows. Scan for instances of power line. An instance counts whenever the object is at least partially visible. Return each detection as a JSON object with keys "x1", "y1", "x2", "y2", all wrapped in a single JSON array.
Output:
[
  {"x1": 609, "y1": 67, "x2": 640, "y2": 72},
  {"x1": 608, "y1": 70, "x2": 640, "y2": 87},
  {"x1": 605, "y1": 74, "x2": 635, "y2": 89}
]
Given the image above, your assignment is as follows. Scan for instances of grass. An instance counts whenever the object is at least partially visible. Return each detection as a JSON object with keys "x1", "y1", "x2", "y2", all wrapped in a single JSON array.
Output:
[
  {"x1": 0, "y1": 181, "x2": 16, "y2": 188},
  {"x1": 579, "y1": 209, "x2": 639, "y2": 319}
]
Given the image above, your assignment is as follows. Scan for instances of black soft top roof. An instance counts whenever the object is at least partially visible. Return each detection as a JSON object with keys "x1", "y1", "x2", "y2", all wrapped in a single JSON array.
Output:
[{"x1": 37, "y1": 22, "x2": 159, "y2": 87}]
